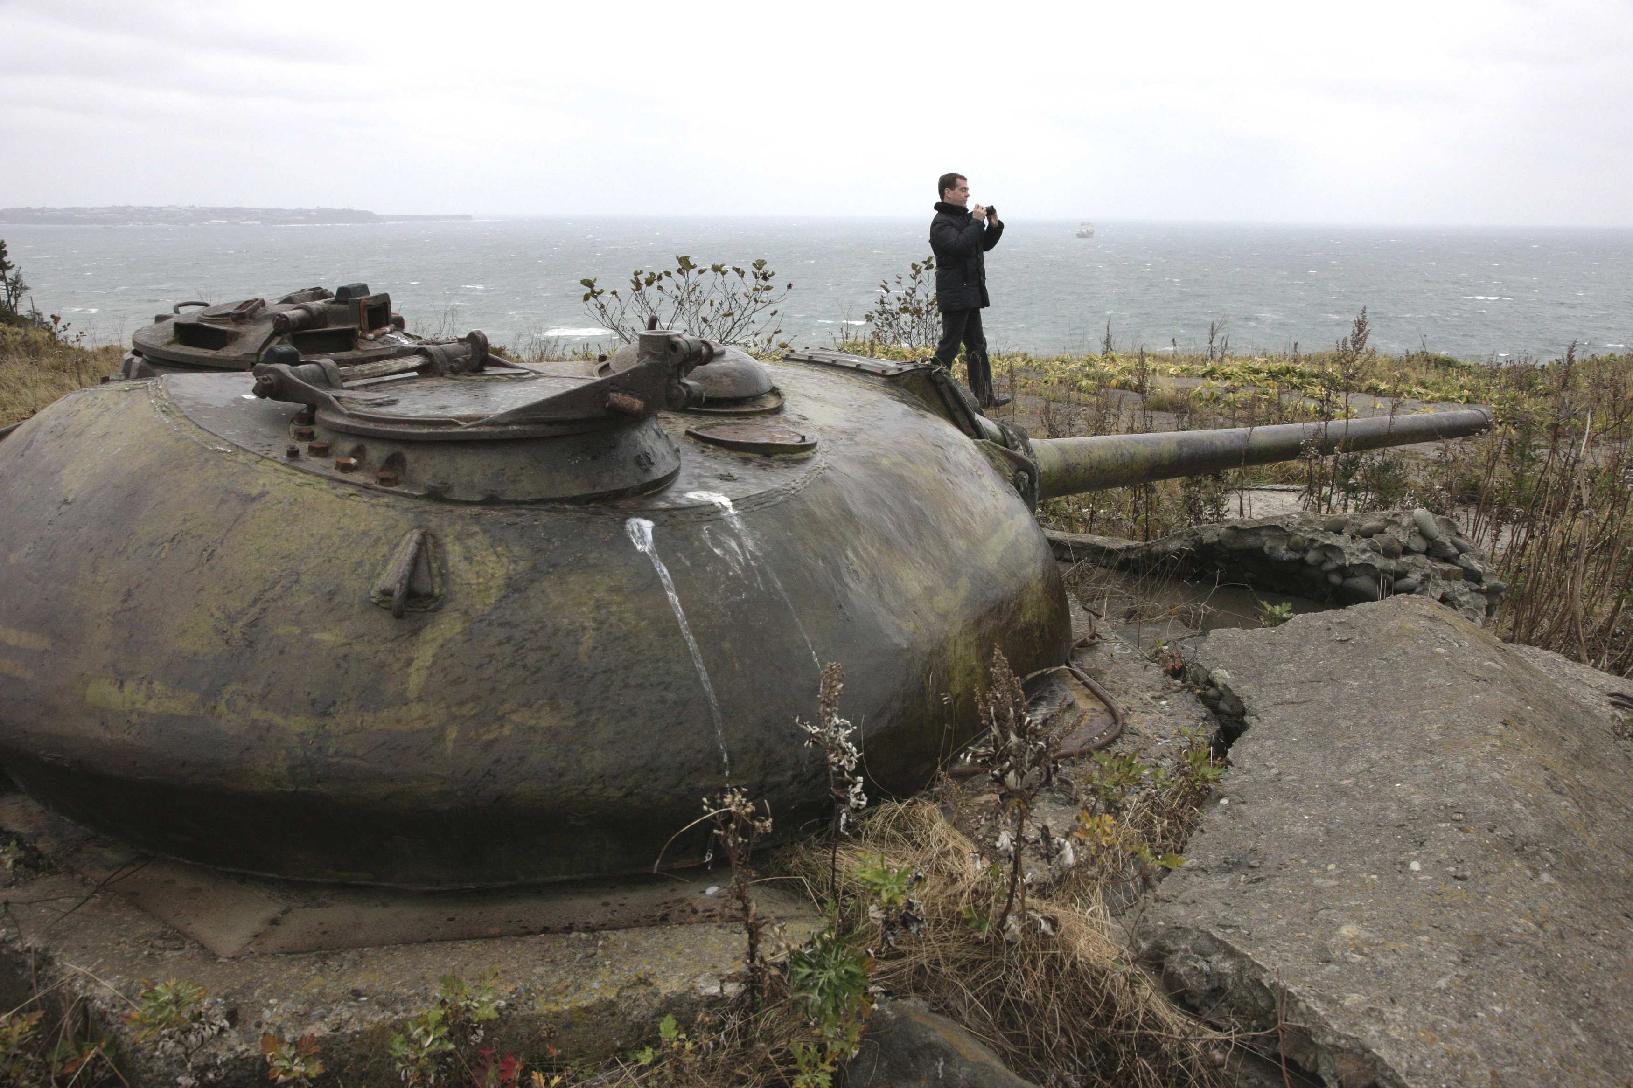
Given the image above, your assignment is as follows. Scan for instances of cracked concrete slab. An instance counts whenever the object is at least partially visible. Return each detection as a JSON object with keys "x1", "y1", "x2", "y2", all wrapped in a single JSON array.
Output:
[
  {"x1": 0, "y1": 791, "x2": 820, "y2": 1085},
  {"x1": 1143, "y1": 595, "x2": 1633, "y2": 1087}
]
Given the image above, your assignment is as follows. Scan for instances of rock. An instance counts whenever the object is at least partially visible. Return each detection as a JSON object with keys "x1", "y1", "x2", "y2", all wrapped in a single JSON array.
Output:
[
  {"x1": 1043, "y1": 531, "x2": 1142, "y2": 566},
  {"x1": 1323, "y1": 515, "x2": 1349, "y2": 533},
  {"x1": 1393, "y1": 575, "x2": 1420, "y2": 593},
  {"x1": 1055, "y1": 511, "x2": 1501, "y2": 625},
  {"x1": 1149, "y1": 597, "x2": 1633, "y2": 1088},
  {"x1": 1411, "y1": 507, "x2": 1441, "y2": 541},
  {"x1": 1356, "y1": 520, "x2": 1386, "y2": 537},
  {"x1": 1405, "y1": 531, "x2": 1428, "y2": 553},
  {"x1": 1426, "y1": 538, "x2": 1460, "y2": 561},
  {"x1": 1338, "y1": 575, "x2": 1382, "y2": 602},
  {"x1": 844, "y1": 1001, "x2": 1038, "y2": 1088}
]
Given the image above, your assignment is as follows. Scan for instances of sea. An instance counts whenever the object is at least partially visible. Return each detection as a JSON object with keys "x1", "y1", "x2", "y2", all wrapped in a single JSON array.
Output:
[{"x1": 2, "y1": 217, "x2": 1630, "y2": 360}]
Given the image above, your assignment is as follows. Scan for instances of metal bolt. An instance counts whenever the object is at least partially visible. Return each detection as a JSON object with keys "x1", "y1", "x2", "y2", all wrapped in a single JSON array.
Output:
[
  {"x1": 293, "y1": 425, "x2": 315, "y2": 440},
  {"x1": 285, "y1": 445, "x2": 300, "y2": 458},
  {"x1": 335, "y1": 456, "x2": 359, "y2": 472},
  {"x1": 375, "y1": 469, "x2": 400, "y2": 487},
  {"x1": 308, "y1": 440, "x2": 331, "y2": 456}
]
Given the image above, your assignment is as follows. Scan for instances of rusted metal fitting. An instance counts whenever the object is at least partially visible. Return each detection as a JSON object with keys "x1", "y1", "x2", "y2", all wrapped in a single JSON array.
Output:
[
  {"x1": 375, "y1": 468, "x2": 400, "y2": 486},
  {"x1": 293, "y1": 425, "x2": 315, "y2": 440},
  {"x1": 335, "y1": 456, "x2": 359, "y2": 472},
  {"x1": 285, "y1": 445, "x2": 300, "y2": 459},
  {"x1": 606, "y1": 392, "x2": 646, "y2": 416},
  {"x1": 271, "y1": 301, "x2": 327, "y2": 334},
  {"x1": 308, "y1": 440, "x2": 331, "y2": 456}
]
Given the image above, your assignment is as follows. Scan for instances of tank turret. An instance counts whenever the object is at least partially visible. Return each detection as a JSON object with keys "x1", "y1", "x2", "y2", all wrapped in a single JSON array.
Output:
[{"x1": 0, "y1": 333, "x2": 1489, "y2": 887}]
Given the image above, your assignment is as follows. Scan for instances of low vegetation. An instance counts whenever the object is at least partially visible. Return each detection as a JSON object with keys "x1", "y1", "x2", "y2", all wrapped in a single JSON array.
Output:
[{"x1": 1, "y1": 239, "x2": 124, "y2": 428}]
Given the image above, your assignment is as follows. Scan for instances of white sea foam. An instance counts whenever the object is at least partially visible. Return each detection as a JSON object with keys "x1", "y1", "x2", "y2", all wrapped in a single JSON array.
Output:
[
  {"x1": 462, "y1": 284, "x2": 485, "y2": 289},
  {"x1": 541, "y1": 326, "x2": 611, "y2": 337}
]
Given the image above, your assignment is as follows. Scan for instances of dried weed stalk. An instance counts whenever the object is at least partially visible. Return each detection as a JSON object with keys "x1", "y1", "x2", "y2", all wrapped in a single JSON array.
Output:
[{"x1": 788, "y1": 801, "x2": 1223, "y2": 1087}]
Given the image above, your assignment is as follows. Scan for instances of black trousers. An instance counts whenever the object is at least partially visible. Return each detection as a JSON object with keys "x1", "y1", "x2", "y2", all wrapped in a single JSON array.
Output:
[{"x1": 934, "y1": 307, "x2": 993, "y2": 402}]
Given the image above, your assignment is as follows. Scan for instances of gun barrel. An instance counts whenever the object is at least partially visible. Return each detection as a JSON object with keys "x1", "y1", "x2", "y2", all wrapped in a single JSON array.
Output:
[{"x1": 1030, "y1": 408, "x2": 1492, "y2": 500}]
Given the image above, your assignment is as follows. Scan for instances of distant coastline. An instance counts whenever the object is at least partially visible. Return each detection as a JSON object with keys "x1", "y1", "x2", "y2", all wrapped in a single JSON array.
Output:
[{"x1": 0, "y1": 206, "x2": 471, "y2": 226}]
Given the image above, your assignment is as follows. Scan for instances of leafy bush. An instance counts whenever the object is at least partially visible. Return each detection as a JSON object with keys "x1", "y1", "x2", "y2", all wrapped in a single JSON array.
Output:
[
  {"x1": 579, "y1": 255, "x2": 791, "y2": 356},
  {"x1": 861, "y1": 255, "x2": 940, "y2": 355}
]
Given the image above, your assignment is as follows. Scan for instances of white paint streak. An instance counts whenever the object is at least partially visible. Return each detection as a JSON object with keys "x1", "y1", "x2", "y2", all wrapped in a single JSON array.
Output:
[
  {"x1": 626, "y1": 516, "x2": 730, "y2": 779},
  {"x1": 686, "y1": 491, "x2": 821, "y2": 670}
]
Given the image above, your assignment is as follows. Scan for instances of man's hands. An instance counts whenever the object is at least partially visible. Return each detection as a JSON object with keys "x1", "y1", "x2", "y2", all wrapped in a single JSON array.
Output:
[{"x1": 971, "y1": 204, "x2": 988, "y2": 222}]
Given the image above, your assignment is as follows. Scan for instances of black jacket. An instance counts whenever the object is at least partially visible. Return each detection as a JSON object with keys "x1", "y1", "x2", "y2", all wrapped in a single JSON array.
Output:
[{"x1": 929, "y1": 201, "x2": 1004, "y2": 311}]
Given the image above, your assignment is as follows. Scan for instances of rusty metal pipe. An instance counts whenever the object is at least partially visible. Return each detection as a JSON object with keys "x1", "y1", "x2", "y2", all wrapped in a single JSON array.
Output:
[
  {"x1": 1031, "y1": 408, "x2": 1492, "y2": 500},
  {"x1": 271, "y1": 301, "x2": 329, "y2": 334}
]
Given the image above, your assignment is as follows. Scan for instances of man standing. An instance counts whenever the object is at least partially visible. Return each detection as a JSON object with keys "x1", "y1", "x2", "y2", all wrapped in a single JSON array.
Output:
[{"x1": 929, "y1": 172, "x2": 1008, "y2": 409}]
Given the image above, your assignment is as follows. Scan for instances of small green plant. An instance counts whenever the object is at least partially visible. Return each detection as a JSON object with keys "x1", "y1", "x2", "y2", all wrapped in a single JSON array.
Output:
[
  {"x1": 261, "y1": 1032, "x2": 324, "y2": 1085},
  {"x1": 787, "y1": 928, "x2": 873, "y2": 1088},
  {"x1": 1067, "y1": 727, "x2": 1225, "y2": 892},
  {"x1": 853, "y1": 857, "x2": 914, "y2": 909},
  {"x1": 1256, "y1": 600, "x2": 1294, "y2": 627},
  {"x1": 127, "y1": 977, "x2": 229, "y2": 1069},
  {"x1": 629, "y1": 1012, "x2": 699, "y2": 1076},
  {"x1": 1085, "y1": 750, "x2": 1145, "y2": 815},
  {"x1": 388, "y1": 971, "x2": 504, "y2": 1086},
  {"x1": 389, "y1": 1006, "x2": 456, "y2": 1086},
  {"x1": 852, "y1": 856, "x2": 924, "y2": 949}
]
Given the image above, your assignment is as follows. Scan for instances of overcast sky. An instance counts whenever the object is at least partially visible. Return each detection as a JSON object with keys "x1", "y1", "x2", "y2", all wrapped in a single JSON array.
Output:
[{"x1": 3, "y1": 0, "x2": 1631, "y2": 226}]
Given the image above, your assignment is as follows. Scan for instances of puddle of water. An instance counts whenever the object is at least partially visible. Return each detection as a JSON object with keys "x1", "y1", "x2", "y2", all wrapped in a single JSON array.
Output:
[{"x1": 1068, "y1": 563, "x2": 1328, "y2": 651}]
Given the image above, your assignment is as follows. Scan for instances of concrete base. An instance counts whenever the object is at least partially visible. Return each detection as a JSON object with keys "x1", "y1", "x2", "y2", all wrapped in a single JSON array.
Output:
[{"x1": 0, "y1": 790, "x2": 819, "y2": 1085}]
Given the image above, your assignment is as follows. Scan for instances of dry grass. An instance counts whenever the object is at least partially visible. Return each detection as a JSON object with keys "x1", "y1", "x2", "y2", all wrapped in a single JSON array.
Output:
[
  {"x1": 1437, "y1": 347, "x2": 1633, "y2": 674},
  {"x1": 784, "y1": 801, "x2": 1226, "y2": 1087},
  {"x1": 0, "y1": 325, "x2": 121, "y2": 428}
]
